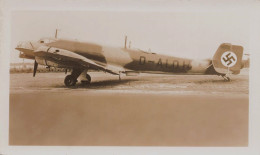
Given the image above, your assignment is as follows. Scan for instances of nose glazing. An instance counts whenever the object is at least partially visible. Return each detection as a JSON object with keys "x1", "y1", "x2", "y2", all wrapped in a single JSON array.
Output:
[{"x1": 16, "y1": 41, "x2": 35, "y2": 50}]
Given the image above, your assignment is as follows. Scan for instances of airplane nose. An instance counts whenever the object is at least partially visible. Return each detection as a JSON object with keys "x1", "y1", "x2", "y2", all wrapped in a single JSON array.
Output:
[
  {"x1": 16, "y1": 41, "x2": 35, "y2": 50},
  {"x1": 15, "y1": 41, "x2": 40, "y2": 60}
]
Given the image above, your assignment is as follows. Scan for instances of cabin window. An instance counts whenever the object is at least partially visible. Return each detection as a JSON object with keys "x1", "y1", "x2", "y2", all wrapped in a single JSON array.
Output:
[{"x1": 38, "y1": 38, "x2": 56, "y2": 44}]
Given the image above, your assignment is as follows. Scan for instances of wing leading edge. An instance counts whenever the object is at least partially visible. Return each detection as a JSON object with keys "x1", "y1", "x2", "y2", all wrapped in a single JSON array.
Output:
[{"x1": 35, "y1": 46, "x2": 124, "y2": 75}]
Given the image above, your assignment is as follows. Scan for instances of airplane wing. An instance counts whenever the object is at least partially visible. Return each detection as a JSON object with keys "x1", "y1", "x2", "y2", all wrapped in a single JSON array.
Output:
[
  {"x1": 35, "y1": 46, "x2": 124, "y2": 75},
  {"x1": 75, "y1": 57, "x2": 122, "y2": 75}
]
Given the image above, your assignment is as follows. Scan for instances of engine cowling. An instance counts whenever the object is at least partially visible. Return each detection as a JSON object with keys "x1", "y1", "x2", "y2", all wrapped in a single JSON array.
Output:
[
  {"x1": 35, "y1": 56, "x2": 60, "y2": 67},
  {"x1": 34, "y1": 46, "x2": 65, "y2": 68}
]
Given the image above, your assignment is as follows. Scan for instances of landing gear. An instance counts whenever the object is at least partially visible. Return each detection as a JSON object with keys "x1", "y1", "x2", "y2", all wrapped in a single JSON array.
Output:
[
  {"x1": 64, "y1": 68, "x2": 82, "y2": 87},
  {"x1": 221, "y1": 75, "x2": 231, "y2": 82},
  {"x1": 81, "y1": 73, "x2": 91, "y2": 85},
  {"x1": 119, "y1": 71, "x2": 121, "y2": 81},
  {"x1": 86, "y1": 73, "x2": 91, "y2": 82},
  {"x1": 64, "y1": 75, "x2": 77, "y2": 87}
]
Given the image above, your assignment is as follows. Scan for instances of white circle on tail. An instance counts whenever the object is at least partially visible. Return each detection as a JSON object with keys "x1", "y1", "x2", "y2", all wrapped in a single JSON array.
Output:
[{"x1": 221, "y1": 51, "x2": 237, "y2": 67}]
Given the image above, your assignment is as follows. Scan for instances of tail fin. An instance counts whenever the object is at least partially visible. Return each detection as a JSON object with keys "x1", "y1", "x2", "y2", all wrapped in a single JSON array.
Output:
[{"x1": 212, "y1": 43, "x2": 243, "y2": 75}]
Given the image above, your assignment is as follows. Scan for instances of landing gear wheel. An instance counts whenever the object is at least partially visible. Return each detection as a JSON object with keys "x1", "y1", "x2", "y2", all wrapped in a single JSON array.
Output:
[
  {"x1": 81, "y1": 74, "x2": 91, "y2": 85},
  {"x1": 86, "y1": 74, "x2": 91, "y2": 82},
  {"x1": 64, "y1": 75, "x2": 77, "y2": 87}
]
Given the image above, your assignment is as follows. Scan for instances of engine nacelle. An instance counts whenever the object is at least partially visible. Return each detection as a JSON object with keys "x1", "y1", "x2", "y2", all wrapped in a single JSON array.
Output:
[
  {"x1": 35, "y1": 56, "x2": 60, "y2": 68},
  {"x1": 34, "y1": 46, "x2": 67, "y2": 68},
  {"x1": 35, "y1": 45, "x2": 89, "y2": 69}
]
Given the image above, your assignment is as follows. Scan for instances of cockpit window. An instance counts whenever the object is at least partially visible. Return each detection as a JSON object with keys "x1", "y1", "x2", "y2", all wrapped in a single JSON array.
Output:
[{"x1": 38, "y1": 38, "x2": 56, "y2": 44}]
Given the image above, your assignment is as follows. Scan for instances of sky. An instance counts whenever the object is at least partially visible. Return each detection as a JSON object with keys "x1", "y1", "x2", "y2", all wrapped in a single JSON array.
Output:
[{"x1": 11, "y1": 10, "x2": 250, "y2": 63}]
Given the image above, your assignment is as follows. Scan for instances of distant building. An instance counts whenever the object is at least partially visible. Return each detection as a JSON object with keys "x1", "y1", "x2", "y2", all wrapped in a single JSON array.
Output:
[{"x1": 10, "y1": 63, "x2": 68, "y2": 73}]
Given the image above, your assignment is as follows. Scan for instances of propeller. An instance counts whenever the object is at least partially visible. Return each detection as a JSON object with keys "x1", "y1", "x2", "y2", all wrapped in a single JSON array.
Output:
[
  {"x1": 33, "y1": 60, "x2": 38, "y2": 77},
  {"x1": 29, "y1": 41, "x2": 38, "y2": 77}
]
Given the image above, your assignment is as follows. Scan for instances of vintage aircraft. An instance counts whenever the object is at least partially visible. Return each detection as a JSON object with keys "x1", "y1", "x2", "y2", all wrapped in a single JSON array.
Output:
[{"x1": 15, "y1": 37, "x2": 244, "y2": 87}]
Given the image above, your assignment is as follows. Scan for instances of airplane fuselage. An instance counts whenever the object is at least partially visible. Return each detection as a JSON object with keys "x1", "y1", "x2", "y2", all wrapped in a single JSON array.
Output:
[
  {"x1": 43, "y1": 39, "x2": 213, "y2": 75},
  {"x1": 16, "y1": 38, "x2": 243, "y2": 87}
]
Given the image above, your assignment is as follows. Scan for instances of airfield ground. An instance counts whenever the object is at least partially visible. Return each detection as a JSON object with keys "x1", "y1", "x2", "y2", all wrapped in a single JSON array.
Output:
[{"x1": 9, "y1": 69, "x2": 249, "y2": 146}]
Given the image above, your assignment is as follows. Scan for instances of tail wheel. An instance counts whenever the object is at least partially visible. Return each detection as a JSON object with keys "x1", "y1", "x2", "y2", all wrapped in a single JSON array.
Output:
[
  {"x1": 222, "y1": 76, "x2": 230, "y2": 82},
  {"x1": 224, "y1": 76, "x2": 230, "y2": 82},
  {"x1": 64, "y1": 75, "x2": 77, "y2": 87}
]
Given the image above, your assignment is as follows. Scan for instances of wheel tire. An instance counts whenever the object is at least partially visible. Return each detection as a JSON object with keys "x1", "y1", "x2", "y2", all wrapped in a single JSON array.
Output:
[
  {"x1": 86, "y1": 74, "x2": 91, "y2": 82},
  {"x1": 64, "y1": 75, "x2": 76, "y2": 87}
]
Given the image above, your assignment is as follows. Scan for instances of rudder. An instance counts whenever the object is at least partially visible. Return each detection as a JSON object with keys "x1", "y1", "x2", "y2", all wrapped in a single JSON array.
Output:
[{"x1": 212, "y1": 43, "x2": 243, "y2": 75}]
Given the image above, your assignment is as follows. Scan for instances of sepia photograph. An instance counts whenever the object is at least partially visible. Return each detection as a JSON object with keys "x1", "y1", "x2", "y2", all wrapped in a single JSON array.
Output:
[
  {"x1": 1, "y1": 0, "x2": 260, "y2": 154},
  {"x1": 9, "y1": 10, "x2": 249, "y2": 146}
]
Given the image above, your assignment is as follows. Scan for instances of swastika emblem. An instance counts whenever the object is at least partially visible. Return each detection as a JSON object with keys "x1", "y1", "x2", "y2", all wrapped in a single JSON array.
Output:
[{"x1": 221, "y1": 51, "x2": 237, "y2": 67}]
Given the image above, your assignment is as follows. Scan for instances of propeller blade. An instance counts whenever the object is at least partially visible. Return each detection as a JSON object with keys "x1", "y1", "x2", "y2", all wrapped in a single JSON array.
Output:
[{"x1": 33, "y1": 60, "x2": 38, "y2": 77}]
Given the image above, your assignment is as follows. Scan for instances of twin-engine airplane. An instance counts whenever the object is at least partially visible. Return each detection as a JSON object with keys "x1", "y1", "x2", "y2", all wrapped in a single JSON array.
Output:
[{"x1": 15, "y1": 37, "x2": 244, "y2": 87}]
